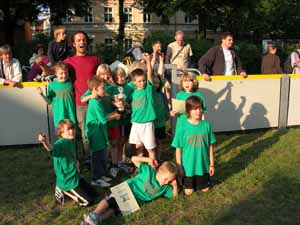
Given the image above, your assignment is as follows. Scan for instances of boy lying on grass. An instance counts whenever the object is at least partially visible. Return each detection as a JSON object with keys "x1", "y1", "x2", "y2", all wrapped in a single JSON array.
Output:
[{"x1": 82, "y1": 156, "x2": 178, "y2": 225}]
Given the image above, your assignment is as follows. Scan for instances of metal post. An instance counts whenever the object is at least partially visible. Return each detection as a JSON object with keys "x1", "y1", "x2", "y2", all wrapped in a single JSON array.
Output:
[{"x1": 278, "y1": 73, "x2": 290, "y2": 129}]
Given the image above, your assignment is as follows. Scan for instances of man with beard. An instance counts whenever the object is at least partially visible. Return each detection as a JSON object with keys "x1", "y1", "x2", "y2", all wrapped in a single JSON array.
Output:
[{"x1": 63, "y1": 31, "x2": 101, "y2": 157}]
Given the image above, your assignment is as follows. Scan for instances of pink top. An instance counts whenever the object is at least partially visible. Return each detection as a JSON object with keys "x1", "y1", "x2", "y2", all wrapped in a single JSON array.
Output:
[{"x1": 64, "y1": 55, "x2": 100, "y2": 106}]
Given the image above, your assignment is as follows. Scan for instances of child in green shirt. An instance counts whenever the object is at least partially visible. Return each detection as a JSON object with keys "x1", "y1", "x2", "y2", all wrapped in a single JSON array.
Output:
[
  {"x1": 172, "y1": 96, "x2": 216, "y2": 196},
  {"x1": 85, "y1": 76, "x2": 121, "y2": 187},
  {"x1": 82, "y1": 64, "x2": 122, "y2": 178},
  {"x1": 129, "y1": 53, "x2": 157, "y2": 160},
  {"x1": 38, "y1": 119, "x2": 96, "y2": 206},
  {"x1": 36, "y1": 62, "x2": 76, "y2": 127},
  {"x1": 170, "y1": 71, "x2": 207, "y2": 123},
  {"x1": 112, "y1": 67, "x2": 135, "y2": 172},
  {"x1": 82, "y1": 156, "x2": 178, "y2": 225}
]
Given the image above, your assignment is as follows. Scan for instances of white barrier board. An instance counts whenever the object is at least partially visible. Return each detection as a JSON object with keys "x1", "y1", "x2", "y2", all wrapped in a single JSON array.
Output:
[
  {"x1": 287, "y1": 77, "x2": 300, "y2": 126},
  {"x1": 0, "y1": 85, "x2": 49, "y2": 145},
  {"x1": 198, "y1": 78, "x2": 281, "y2": 132}
]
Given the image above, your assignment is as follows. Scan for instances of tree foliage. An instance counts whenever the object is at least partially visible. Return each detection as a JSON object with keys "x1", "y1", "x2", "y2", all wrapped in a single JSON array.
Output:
[{"x1": 136, "y1": 0, "x2": 300, "y2": 40}]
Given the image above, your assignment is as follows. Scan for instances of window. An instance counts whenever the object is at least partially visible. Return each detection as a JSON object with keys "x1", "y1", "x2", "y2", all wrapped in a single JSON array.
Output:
[
  {"x1": 124, "y1": 38, "x2": 132, "y2": 50},
  {"x1": 185, "y1": 16, "x2": 192, "y2": 24},
  {"x1": 143, "y1": 13, "x2": 151, "y2": 23},
  {"x1": 104, "y1": 7, "x2": 113, "y2": 22},
  {"x1": 62, "y1": 15, "x2": 72, "y2": 23},
  {"x1": 84, "y1": 8, "x2": 93, "y2": 23},
  {"x1": 105, "y1": 38, "x2": 113, "y2": 50},
  {"x1": 124, "y1": 8, "x2": 132, "y2": 23}
]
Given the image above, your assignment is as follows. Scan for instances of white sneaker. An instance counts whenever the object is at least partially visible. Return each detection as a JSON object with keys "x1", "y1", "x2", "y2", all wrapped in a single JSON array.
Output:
[
  {"x1": 101, "y1": 176, "x2": 112, "y2": 182},
  {"x1": 91, "y1": 179, "x2": 111, "y2": 187},
  {"x1": 109, "y1": 167, "x2": 119, "y2": 178}
]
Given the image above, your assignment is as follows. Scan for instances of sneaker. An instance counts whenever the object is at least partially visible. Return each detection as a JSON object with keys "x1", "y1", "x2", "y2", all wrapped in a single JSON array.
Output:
[
  {"x1": 101, "y1": 176, "x2": 112, "y2": 182},
  {"x1": 109, "y1": 167, "x2": 119, "y2": 178},
  {"x1": 91, "y1": 179, "x2": 111, "y2": 188},
  {"x1": 83, "y1": 212, "x2": 101, "y2": 225}
]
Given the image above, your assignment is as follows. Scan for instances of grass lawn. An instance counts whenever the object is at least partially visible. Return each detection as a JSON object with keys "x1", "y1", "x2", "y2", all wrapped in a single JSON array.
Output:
[{"x1": 1, "y1": 128, "x2": 300, "y2": 225}]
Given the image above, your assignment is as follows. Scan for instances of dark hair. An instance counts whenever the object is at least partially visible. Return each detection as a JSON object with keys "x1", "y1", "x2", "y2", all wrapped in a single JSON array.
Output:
[
  {"x1": 131, "y1": 68, "x2": 145, "y2": 79},
  {"x1": 220, "y1": 32, "x2": 233, "y2": 41},
  {"x1": 71, "y1": 31, "x2": 90, "y2": 46},
  {"x1": 87, "y1": 76, "x2": 105, "y2": 90},
  {"x1": 185, "y1": 96, "x2": 203, "y2": 117},
  {"x1": 152, "y1": 40, "x2": 161, "y2": 47},
  {"x1": 56, "y1": 119, "x2": 75, "y2": 137},
  {"x1": 34, "y1": 44, "x2": 45, "y2": 54}
]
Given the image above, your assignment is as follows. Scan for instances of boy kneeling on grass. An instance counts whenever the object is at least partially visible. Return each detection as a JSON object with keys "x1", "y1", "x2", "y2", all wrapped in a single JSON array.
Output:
[
  {"x1": 38, "y1": 119, "x2": 96, "y2": 206},
  {"x1": 82, "y1": 156, "x2": 178, "y2": 225}
]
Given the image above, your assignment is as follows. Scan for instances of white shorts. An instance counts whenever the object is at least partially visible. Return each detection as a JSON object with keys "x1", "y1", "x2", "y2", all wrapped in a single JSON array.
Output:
[{"x1": 129, "y1": 122, "x2": 156, "y2": 150}]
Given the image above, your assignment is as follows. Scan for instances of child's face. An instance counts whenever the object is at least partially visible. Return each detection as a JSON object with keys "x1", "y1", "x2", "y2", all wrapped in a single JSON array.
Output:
[
  {"x1": 133, "y1": 75, "x2": 146, "y2": 89},
  {"x1": 99, "y1": 71, "x2": 111, "y2": 81},
  {"x1": 61, "y1": 125, "x2": 75, "y2": 140},
  {"x1": 189, "y1": 107, "x2": 203, "y2": 120},
  {"x1": 94, "y1": 83, "x2": 105, "y2": 97},
  {"x1": 56, "y1": 68, "x2": 69, "y2": 82},
  {"x1": 116, "y1": 73, "x2": 126, "y2": 85},
  {"x1": 158, "y1": 172, "x2": 176, "y2": 186},
  {"x1": 57, "y1": 30, "x2": 66, "y2": 41},
  {"x1": 1, "y1": 52, "x2": 12, "y2": 63},
  {"x1": 182, "y1": 79, "x2": 193, "y2": 92}
]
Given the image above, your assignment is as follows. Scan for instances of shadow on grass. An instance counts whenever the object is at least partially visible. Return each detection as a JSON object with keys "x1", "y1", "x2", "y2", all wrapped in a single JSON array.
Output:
[
  {"x1": 212, "y1": 174, "x2": 300, "y2": 225},
  {"x1": 215, "y1": 130, "x2": 288, "y2": 184}
]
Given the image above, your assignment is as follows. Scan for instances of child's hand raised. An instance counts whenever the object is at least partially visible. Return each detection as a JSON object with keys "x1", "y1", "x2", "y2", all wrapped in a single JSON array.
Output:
[
  {"x1": 38, "y1": 132, "x2": 46, "y2": 142},
  {"x1": 143, "y1": 53, "x2": 150, "y2": 62},
  {"x1": 148, "y1": 158, "x2": 158, "y2": 169}
]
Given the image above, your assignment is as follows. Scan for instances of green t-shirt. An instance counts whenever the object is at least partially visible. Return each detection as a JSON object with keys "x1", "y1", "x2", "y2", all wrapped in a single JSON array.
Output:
[
  {"x1": 126, "y1": 163, "x2": 173, "y2": 202},
  {"x1": 153, "y1": 92, "x2": 167, "y2": 128},
  {"x1": 175, "y1": 90, "x2": 207, "y2": 112},
  {"x1": 51, "y1": 138, "x2": 80, "y2": 191},
  {"x1": 115, "y1": 82, "x2": 135, "y2": 126},
  {"x1": 131, "y1": 81, "x2": 156, "y2": 123},
  {"x1": 85, "y1": 98, "x2": 109, "y2": 152},
  {"x1": 81, "y1": 86, "x2": 118, "y2": 128},
  {"x1": 171, "y1": 118, "x2": 216, "y2": 177},
  {"x1": 46, "y1": 80, "x2": 77, "y2": 126}
]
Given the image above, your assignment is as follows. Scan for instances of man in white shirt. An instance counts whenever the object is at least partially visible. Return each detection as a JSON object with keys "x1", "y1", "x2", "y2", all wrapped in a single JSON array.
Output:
[
  {"x1": 0, "y1": 45, "x2": 22, "y2": 86},
  {"x1": 198, "y1": 32, "x2": 247, "y2": 81}
]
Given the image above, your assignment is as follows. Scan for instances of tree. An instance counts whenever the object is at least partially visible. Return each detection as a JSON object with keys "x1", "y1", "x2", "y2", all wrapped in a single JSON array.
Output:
[{"x1": 0, "y1": 0, "x2": 91, "y2": 46}]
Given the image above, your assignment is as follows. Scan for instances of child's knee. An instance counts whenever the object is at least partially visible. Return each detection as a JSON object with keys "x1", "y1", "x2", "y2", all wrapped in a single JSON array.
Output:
[{"x1": 184, "y1": 189, "x2": 194, "y2": 195}]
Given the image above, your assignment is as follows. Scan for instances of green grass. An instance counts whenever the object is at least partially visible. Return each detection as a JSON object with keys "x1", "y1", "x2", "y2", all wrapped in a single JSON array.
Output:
[{"x1": 1, "y1": 129, "x2": 300, "y2": 225}]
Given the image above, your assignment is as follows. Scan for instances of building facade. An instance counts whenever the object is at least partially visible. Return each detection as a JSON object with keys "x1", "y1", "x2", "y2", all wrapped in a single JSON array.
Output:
[{"x1": 61, "y1": 0, "x2": 199, "y2": 49}]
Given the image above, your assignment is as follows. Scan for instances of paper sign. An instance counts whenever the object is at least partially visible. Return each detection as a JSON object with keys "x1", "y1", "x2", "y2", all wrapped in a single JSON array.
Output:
[
  {"x1": 110, "y1": 182, "x2": 140, "y2": 216},
  {"x1": 172, "y1": 98, "x2": 186, "y2": 114}
]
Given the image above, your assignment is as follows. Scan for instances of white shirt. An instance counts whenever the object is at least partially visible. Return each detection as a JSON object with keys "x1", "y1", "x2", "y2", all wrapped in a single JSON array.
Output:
[
  {"x1": 223, "y1": 48, "x2": 234, "y2": 75},
  {"x1": 0, "y1": 58, "x2": 22, "y2": 85},
  {"x1": 291, "y1": 51, "x2": 300, "y2": 74}
]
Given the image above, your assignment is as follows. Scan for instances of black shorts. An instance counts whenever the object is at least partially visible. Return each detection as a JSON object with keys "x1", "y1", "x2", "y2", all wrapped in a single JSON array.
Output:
[
  {"x1": 58, "y1": 178, "x2": 97, "y2": 206},
  {"x1": 120, "y1": 124, "x2": 131, "y2": 138},
  {"x1": 105, "y1": 194, "x2": 121, "y2": 215},
  {"x1": 183, "y1": 174, "x2": 210, "y2": 190},
  {"x1": 155, "y1": 127, "x2": 166, "y2": 140}
]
